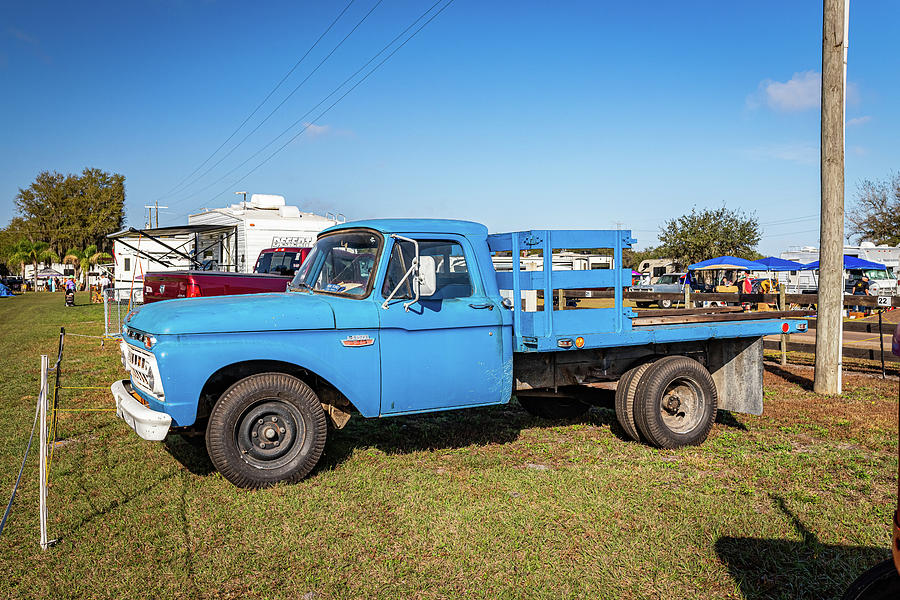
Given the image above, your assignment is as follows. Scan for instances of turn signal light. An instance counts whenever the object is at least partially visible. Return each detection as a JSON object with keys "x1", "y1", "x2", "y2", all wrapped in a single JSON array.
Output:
[{"x1": 575, "y1": 337, "x2": 585, "y2": 348}]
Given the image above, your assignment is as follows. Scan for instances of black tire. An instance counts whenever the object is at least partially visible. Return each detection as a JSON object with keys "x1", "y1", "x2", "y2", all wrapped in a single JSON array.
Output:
[
  {"x1": 635, "y1": 302, "x2": 651, "y2": 309},
  {"x1": 842, "y1": 559, "x2": 900, "y2": 600},
  {"x1": 517, "y1": 395, "x2": 590, "y2": 419},
  {"x1": 206, "y1": 373, "x2": 327, "y2": 489},
  {"x1": 658, "y1": 298, "x2": 673, "y2": 309},
  {"x1": 633, "y1": 356, "x2": 717, "y2": 449},
  {"x1": 614, "y1": 362, "x2": 654, "y2": 441}
]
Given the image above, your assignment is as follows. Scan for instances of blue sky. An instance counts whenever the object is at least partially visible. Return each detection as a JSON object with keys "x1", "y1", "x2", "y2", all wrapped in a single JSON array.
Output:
[{"x1": 1, "y1": 0, "x2": 898, "y2": 254}]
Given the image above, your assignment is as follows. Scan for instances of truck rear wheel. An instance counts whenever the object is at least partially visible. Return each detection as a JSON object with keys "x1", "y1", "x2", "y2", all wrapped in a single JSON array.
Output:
[
  {"x1": 633, "y1": 356, "x2": 717, "y2": 449},
  {"x1": 658, "y1": 299, "x2": 674, "y2": 309},
  {"x1": 206, "y1": 373, "x2": 327, "y2": 488},
  {"x1": 614, "y1": 362, "x2": 653, "y2": 441},
  {"x1": 517, "y1": 395, "x2": 590, "y2": 419}
]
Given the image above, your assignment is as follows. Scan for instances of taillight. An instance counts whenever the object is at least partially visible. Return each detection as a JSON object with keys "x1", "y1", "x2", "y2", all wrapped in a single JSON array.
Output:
[{"x1": 186, "y1": 283, "x2": 202, "y2": 297}]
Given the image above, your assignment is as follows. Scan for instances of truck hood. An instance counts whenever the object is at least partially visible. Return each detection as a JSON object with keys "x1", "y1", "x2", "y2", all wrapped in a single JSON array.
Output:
[{"x1": 126, "y1": 293, "x2": 336, "y2": 335}]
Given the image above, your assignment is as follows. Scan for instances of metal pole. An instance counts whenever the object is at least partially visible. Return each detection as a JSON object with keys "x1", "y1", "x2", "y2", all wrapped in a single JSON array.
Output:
[
  {"x1": 780, "y1": 285, "x2": 789, "y2": 365},
  {"x1": 879, "y1": 309, "x2": 885, "y2": 378},
  {"x1": 38, "y1": 354, "x2": 48, "y2": 550},
  {"x1": 814, "y1": 0, "x2": 848, "y2": 395}
]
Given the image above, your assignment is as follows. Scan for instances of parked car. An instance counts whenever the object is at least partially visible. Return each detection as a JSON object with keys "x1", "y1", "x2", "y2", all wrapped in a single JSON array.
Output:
[
  {"x1": 2, "y1": 276, "x2": 23, "y2": 292},
  {"x1": 629, "y1": 272, "x2": 686, "y2": 308},
  {"x1": 142, "y1": 247, "x2": 310, "y2": 303}
]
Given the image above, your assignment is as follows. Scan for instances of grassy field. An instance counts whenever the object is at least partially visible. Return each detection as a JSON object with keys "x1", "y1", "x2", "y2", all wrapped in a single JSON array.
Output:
[{"x1": 1, "y1": 292, "x2": 897, "y2": 599}]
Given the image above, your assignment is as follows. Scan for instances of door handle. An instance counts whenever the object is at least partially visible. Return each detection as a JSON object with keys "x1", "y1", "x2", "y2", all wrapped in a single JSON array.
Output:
[{"x1": 468, "y1": 302, "x2": 494, "y2": 310}]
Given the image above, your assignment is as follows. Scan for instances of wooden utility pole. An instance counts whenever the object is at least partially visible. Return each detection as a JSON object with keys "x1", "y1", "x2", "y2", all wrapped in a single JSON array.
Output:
[{"x1": 814, "y1": 0, "x2": 848, "y2": 395}]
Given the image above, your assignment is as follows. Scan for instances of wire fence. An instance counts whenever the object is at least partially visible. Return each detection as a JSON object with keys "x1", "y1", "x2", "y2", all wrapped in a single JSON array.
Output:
[
  {"x1": 103, "y1": 287, "x2": 144, "y2": 338},
  {"x1": 1, "y1": 327, "x2": 116, "y2": 549}
]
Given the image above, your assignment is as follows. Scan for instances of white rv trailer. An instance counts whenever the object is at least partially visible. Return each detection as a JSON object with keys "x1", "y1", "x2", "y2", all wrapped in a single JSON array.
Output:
[
  {"x1": 108, "y1": 195, "x2": 340, "y2": 298},
  {"x1": 778, "y1": 244, "x2": 899, "y2": 295},
  {"x1": 188, "y1": 194, "x2": 338, "y2": 273}
]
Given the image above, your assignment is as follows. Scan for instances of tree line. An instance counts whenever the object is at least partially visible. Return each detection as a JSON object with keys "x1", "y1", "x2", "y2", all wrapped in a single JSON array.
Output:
[
  {"x1": 623, "y1": 172, "x2": 899, "y2": 271},
  {"x1": 1, "y1": 168, "x2": 125, "y2": 288}
]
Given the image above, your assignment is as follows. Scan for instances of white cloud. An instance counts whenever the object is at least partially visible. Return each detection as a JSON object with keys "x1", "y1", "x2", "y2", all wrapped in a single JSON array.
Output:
[
  {"x1": 847, "y1": 115, "x2": 871, "y2": 126},
  {"x1": 747, "y1": 143, "x2": 818, "y2": 165},
  {"x1": 304, "y1": 123, "x2": 331, "y2": 138},
  {"x1": 748, "y1": 71, "x2": 821, "y2": 112}
]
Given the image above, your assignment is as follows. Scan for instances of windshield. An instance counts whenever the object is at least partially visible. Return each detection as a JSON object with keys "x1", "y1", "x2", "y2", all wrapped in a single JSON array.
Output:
[
  {"x1": 256, "y1": 251, "x2": 302, "y2": 276},
  {"x1": 863, "y1": 269, "x2": 890, "y2": 280},
  {"x1": 290, "y1": 231, "x2": 380, "y2": 297},
  {"x1": 657, "y1": 274, "x2": 679, "y2": 284}
]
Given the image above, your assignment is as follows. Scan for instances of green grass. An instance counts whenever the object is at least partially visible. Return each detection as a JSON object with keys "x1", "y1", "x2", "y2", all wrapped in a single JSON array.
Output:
[{"x1": 0, "y1": 292, "x2": 897, "y2": 599}]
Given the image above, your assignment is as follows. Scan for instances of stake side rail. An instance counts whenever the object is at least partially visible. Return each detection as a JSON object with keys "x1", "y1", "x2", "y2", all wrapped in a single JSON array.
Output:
[{"x1": 487, "y1": 229, "x2": 808, "y2": 353}]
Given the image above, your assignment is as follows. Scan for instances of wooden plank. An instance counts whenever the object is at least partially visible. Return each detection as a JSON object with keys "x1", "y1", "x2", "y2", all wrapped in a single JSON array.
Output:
[
  {"x1": 804, "y1": 318, "x2": 896, "y2": 334},
  {"x1": 763, "y1": 339, "x2": 899, "y2": 363},
  {"x1": 632, "y1": 310, "x2": 815, "y2": 327},
  {"x1": 558, "y1": 289, "x2": 900, "y2": 308},
  {"x1": 633, "y1": 306, "x2": 744, "y2": 317}
]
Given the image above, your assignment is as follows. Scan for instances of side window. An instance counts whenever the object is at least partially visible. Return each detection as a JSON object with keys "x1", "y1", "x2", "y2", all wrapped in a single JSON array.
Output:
[{"x1": 382, "y1": 240, "x2": 474, "y2": 300}]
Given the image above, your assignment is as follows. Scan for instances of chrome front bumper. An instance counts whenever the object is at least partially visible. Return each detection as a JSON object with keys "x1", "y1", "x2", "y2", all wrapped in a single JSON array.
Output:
[{"x1": 111, "y1": 380, "x2": 172, "y2": 441}]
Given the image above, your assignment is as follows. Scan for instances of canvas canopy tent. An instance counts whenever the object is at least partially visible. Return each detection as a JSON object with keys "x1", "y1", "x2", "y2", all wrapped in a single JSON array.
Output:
[
  {"x1": 755, "y1": 256, "x2": 804, "y2": 271},
  {"x1": 686, "y1": 256, "x2": 766, "y2": 293},
  {"x1": 801, "y1": 255, "x2": 887, "y2": 270},
  {"x1": 688, "y1": 256, "x2": 767, "y2": 270},
  {"x1": 36, "y1": 267, "x2": 64, "y2": 278}
]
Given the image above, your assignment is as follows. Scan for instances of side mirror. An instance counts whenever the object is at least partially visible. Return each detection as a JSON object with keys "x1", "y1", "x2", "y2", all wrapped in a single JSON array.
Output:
[{"x1": 414, "y1": 256, "x2": 437, "y2": 297}]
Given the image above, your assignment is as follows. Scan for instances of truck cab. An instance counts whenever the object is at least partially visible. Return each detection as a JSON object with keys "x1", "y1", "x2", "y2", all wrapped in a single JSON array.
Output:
[{"x1": 112, "y1": 219, "x2": 806, "y2": 488}]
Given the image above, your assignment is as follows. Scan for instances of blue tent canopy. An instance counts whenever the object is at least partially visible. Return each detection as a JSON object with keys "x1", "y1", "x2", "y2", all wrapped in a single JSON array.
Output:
[
  {"x1": 801, "y1": 255, "x2": 887, "y2": 270},
  {"x1": 687, "y1": 256, "x2": 767, "y2": 271},
  {"x1": 755, "y1": 256, "x2": 804, "y2": 271},
  {"x1": 0, "y1": 283, "x2": 14, "y2": 297}
]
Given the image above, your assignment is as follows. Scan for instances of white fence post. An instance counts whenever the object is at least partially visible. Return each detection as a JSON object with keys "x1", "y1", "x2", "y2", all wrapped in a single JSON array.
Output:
[{"x1": 38, "y1": 354, "x2": 49, "y2": 550}]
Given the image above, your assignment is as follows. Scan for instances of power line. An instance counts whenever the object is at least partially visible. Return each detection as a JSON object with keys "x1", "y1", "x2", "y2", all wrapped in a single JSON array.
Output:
[
  {"x1": 200, "y1": 0, "x2": 457, "y2": 209},
  {"x1": 759, "y1": 214, "x2": 820, "y2": 226},
  {"x1": 157, "y1": 0, "x2": 358, "y2": 200},
  {"x1": 167, "y1": 0, "x2": 453, "y2": 219},
  {"x1": 166, "y1": 0, "x2": 385, "y2": 202}
]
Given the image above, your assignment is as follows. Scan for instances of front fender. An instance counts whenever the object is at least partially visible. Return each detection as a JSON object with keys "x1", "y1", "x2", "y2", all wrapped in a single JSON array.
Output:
[{"x1": 153, "y1": 329, "x2": 381, "y2": 426}]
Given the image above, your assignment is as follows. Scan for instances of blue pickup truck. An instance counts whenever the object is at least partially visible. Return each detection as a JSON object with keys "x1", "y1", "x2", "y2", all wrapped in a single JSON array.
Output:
[{"x1": 112, "y1": 219, "x2": 807, "y2": 488}]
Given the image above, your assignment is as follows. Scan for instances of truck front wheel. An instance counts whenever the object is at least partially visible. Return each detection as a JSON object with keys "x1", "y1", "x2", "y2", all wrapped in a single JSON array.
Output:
[
  {"x1": 206, "y1": 373, "x2": 327, "y2": 488},
  {"x1": 633, "y1": 356, "x2": 717, "y2": 449}
]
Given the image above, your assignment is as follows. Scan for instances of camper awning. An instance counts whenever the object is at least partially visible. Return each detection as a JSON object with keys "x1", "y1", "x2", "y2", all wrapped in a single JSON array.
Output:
[{"x1": 107, "y1": 224, "x2": 234, "y2": 239}]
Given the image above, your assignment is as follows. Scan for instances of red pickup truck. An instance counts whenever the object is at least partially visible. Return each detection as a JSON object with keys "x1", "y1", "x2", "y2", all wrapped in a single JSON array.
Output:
[{"x1": 143, "y1": 247, "x2": 309, "y2": 303}]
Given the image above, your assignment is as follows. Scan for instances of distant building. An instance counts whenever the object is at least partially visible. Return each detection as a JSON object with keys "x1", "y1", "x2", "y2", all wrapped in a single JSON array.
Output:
[{"x1": 638, "y1": 258, "x2": 679, "y2": 281}]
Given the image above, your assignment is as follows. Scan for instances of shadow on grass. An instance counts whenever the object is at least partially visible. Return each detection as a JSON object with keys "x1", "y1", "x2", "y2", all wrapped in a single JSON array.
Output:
[
  {"x1": 716, "y1": 411, "x2": 749, "y2": 431},
  {"x1": 164, "y1": 436, "x2": 215, "y2": 476},
  {"x1": 714, "y1": 496, "x2": 889, "y2": 599},
  {"x1": 764, "y1": 363, "x2": 814, "y2": 391},
  {"x1": 317, "y1": 399, "x2": 617, "y2": 472}
]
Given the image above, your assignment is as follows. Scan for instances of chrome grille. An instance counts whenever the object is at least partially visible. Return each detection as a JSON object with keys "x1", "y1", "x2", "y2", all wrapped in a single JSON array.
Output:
[{"x1": 124, "y1": 344, "x2": 162, "y2": 399}]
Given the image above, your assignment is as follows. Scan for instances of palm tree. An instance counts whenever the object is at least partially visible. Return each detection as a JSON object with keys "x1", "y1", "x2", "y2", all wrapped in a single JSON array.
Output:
[
  {"x1": 63, "y1": 245, "x2": 113, "y2": 289},
  {"x1": 11, "y1": 240, "x2": 58, "y2": 291}
]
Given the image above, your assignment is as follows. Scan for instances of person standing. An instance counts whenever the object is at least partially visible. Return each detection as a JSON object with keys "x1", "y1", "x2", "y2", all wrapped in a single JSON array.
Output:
[
  {"x1": 99, "y1": 273, "x2": 111, "y2": 297},
  {"x1": 852, "y1": 275, "x2": 871, "y2": 314}
]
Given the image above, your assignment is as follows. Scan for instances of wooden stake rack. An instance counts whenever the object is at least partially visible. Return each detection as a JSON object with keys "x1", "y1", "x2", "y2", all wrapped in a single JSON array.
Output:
[{"x1": 632, "y1": 309, "x2": 816, "y2": 327}]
